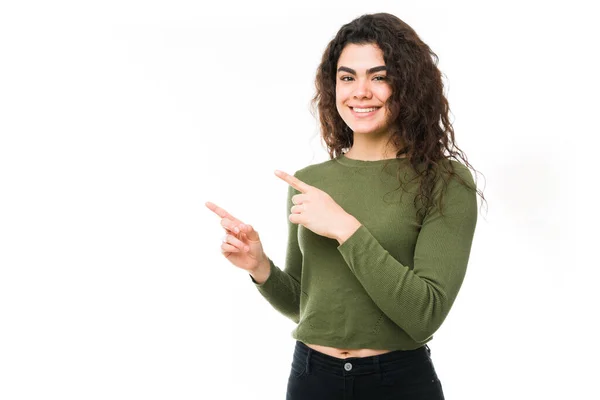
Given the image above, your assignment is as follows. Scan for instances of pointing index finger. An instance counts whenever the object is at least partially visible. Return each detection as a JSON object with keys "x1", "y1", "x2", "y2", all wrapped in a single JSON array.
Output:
[
  {"x1": 205, "y1": 201, "x2": 241, "y2": 225},
  {"x1": 274, "y1": 170, "x2": 309, "y2": 193}
]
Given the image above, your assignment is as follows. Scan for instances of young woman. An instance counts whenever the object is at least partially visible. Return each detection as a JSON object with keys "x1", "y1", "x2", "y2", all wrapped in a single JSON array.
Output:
[{"x1": 206, "y1": 12, "x2": 484, "y2": 400}]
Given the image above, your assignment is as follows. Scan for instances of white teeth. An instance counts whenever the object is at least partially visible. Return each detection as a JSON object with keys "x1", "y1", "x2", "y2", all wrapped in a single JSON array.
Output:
[{"x1": 353, "y1": 107, "x2": 378, "y2": 113}]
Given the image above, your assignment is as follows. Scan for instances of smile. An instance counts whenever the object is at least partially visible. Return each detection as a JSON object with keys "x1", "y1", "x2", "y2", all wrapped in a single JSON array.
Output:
[{"x1": 350, "y1": 106, "x2": 380, "y2": 118}]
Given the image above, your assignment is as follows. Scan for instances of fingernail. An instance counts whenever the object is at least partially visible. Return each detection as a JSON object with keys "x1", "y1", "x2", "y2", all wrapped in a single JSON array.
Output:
[{"x1": 234, "y1": 227, "x2": 239, "y2": 233}]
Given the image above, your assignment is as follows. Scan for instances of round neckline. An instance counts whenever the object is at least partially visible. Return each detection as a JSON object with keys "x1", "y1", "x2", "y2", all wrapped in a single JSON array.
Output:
[{"x1": 335, "y1": 153, "x2": 408, "y2": 167}]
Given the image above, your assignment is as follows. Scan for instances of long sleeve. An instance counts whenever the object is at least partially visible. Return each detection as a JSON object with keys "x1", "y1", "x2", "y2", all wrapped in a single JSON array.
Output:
[
  {"x1": 249, "y1": 172, "x2": 303, "y2": 323},
  {"x1": 336, "y1": 166, "x2": 478, "y2": 343}
]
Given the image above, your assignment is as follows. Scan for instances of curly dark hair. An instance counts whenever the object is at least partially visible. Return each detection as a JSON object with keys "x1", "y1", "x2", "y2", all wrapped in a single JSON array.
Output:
[{"x1": 310, "y1": 12, "x2": 486, "y2": 221}]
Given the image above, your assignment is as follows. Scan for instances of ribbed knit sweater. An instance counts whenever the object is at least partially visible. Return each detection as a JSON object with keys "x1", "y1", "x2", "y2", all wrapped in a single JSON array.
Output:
[{"x1": 250, "y1": 154, "x2": 478, "y2": 350}]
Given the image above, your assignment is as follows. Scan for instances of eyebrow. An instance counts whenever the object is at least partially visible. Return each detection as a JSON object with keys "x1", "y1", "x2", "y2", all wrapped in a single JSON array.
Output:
[{"x1": 337, "y1": 65, "x2": 387, "y2": 75}]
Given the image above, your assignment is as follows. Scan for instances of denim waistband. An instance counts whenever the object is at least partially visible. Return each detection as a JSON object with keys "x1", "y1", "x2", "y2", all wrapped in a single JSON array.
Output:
[{"x1": 293, "y1": 340, "x2": 430, "y2": 377}]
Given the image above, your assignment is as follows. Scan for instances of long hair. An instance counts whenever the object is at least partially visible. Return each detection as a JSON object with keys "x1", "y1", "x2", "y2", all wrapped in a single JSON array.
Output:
[{"x1": 310, "y1": 13, "x2": 486, "y2": 221}]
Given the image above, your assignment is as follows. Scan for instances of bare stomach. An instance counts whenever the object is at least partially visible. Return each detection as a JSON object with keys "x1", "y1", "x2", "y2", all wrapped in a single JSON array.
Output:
[{"x1": 304, "y1": 342, "x2": 393, "y2": 359}]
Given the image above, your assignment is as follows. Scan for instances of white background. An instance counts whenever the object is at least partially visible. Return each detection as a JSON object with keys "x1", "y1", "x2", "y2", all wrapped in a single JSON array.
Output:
[{"x1": 1, "y1": 0, "x2": 598, "y2": 399}]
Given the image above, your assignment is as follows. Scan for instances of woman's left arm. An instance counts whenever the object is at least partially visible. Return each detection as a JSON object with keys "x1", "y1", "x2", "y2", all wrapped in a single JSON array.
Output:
[{"x1": 335, "y1": 169, "x2": 478, "y2": 343}]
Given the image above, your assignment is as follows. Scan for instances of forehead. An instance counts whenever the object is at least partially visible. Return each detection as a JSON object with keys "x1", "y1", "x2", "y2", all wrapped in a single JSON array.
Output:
[{"x1": 337, "y1": 43, "x2": 385, "y2": 67}]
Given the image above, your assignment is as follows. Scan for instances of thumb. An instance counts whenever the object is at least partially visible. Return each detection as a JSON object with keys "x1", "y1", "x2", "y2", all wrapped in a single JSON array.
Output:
[{"x1": 240, "y1": 224, "x2": 261, "y2": 243}]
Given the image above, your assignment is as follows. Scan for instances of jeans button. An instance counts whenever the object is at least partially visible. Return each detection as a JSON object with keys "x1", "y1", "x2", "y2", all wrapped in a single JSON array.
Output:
[{"x1": 344, "y1": 362, "x2": 352, "y2": 371}]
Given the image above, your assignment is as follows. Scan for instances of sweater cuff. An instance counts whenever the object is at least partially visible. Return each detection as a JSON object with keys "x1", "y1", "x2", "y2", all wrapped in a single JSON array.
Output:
[
  {"x1": 249, "y1": 258, "x2": 277, "y2": 287},
  {"x1": 337, "y1": 224, "x2": 370, "y2": 254}
]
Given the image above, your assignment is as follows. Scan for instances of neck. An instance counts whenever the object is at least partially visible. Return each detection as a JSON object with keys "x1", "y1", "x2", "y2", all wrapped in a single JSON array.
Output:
[{"x1": 345, "y1": 133, "x2": 403, "y2": 161}]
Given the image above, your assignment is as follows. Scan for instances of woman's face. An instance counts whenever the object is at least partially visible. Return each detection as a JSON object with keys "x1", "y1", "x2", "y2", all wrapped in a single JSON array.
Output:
[{"x1": 335, "y1": 43, "x2": 393, "y2": 136}]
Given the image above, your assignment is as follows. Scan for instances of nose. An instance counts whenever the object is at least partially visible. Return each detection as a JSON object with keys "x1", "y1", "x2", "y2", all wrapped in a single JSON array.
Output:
[{"x1": 353, "y1": 78, "x2": 372, "y2": 99}]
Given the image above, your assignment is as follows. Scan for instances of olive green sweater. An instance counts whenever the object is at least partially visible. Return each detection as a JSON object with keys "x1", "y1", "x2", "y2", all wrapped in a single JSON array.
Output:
[{"x1": 250, "y1": 154, "x2": 478, "y2": 350}]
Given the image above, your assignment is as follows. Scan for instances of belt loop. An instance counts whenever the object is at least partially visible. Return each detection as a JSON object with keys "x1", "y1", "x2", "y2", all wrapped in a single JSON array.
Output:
[{"x1": 305, "y1": 347, "x2": 312, "y2": 374}]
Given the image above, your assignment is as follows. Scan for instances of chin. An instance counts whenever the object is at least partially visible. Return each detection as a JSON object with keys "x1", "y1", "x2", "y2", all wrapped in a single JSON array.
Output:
[{"x1": 350, "y1": 125, "x2": 388, "y2": 135}]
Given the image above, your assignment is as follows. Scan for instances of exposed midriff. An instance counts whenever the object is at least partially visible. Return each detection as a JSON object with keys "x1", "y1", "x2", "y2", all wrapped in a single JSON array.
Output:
[{"x1": 303, "y1": 342, "x2": 393, "y2": 359}]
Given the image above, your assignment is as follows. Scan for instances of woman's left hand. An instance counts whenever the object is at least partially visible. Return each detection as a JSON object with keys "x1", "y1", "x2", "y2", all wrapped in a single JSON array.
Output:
[{"x1": 274, "y1": 169, "x2": 360, "y2": 241}]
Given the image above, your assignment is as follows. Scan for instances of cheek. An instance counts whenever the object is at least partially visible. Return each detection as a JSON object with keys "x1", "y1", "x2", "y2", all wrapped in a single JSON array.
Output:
[
  {"x1": 335, "y1": 92, "x2": 347, "y2": 112},
  {"x1": 335, "y1": 88, "x2": 343, "y2": 104},
  {"x1": 377, "y1": 86, "x2": 393, "y2": 101}
]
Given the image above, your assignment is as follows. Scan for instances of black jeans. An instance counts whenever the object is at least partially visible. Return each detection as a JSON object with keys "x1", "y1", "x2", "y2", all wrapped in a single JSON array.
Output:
[{"x1": 286, "y1": 340, "x2": 445, "y2": 400}]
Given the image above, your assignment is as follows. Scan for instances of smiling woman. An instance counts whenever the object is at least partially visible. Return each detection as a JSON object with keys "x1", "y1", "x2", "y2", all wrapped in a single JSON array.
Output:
[{"x1": 207, "y1": 11, "x2": 485, "y2": 400}]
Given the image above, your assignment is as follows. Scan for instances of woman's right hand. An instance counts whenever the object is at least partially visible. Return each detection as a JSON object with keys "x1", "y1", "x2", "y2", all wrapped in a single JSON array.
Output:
[{"x1": 205, "y1": 201, "x2": 268, "y2": 273}]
